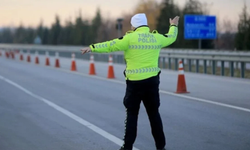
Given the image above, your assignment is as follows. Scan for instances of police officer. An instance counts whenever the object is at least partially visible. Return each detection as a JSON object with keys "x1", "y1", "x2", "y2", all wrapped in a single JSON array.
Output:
[{"x1": 81, "y1": 13, "x2": 179, "y2": 150}]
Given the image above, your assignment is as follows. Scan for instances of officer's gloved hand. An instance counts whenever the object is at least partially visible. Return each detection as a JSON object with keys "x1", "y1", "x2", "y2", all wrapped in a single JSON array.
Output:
[
  {"x1": 81, "y1": 47, "x2": 91, "y2": 55},
  {"x1": 169, "y1": 16, "x2": 180, "y2": 26}
]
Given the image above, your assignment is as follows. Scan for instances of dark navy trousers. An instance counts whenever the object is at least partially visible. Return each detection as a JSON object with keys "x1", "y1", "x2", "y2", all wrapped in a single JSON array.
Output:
[{"x1": 122, "y1": 73, "x2": 166, "y2": 150}]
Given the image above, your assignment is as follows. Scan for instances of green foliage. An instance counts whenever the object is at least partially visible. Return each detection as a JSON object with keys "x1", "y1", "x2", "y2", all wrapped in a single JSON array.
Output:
[
  {"x1": 157, "y1": 0, "x2": 180, "y2": 34},
  {"x1": 11, "y1": 24, "x2": 36, "y2": 44},
  {"x1": 60, "y1": 20, "x2": 74, "y2": 45},
  {"x1": 235, "y1": 3, "x2": 250, "y2": 51},
  {"x1": 72, "y1": 14, "x2": 92, "y2": 45},
  {"x1": 157, "y1": 0, "x2": 214, "y2": 49},
  {"x1": 49, "y1": 15, "x2": 62, "y2": 45},
  {"x1": 91, "y1": 8, "x2": 102, "y2": 43},
  {"x1": 0, "y1": 2, "x2": 248, "y2": 51},
  {"x1": 13, "y1": 24, "x2": 26, "y2": 43},
  {"x1": 0, "y1": 28, "x2": 13, "y2": 43},
  {"x1": 156, "y1": 0, "x2": 180, "y2": 48},
  {"x1": 0, "y1": 8, "x2": 103, "y2": 45},
  {"x1": 42, "y1": 28, "x2": 49, "y2": 44}
]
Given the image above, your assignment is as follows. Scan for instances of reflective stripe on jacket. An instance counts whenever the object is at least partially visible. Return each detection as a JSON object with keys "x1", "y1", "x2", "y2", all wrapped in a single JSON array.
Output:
[{"x1": 89, "y1": 25, "x2": 178, "y2": 81}]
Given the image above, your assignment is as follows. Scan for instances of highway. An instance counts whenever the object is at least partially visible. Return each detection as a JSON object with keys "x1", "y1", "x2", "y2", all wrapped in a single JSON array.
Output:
[{"x1": 0, "y1": 54, "x2": 250, "y2": 150}]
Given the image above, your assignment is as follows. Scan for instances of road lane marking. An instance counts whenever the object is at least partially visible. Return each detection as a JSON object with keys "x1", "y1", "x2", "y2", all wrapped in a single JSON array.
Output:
[
  {"x1": 159, "y1": 90, "x2": 250, "y2": 113},
  {"x1": 55, "y1": 68, "x2": 250, "y2": 113},
  {"x1": 160, "y1": 71, "x2": 250, "y2": 85},
  {"x1": 0, "y1": 75, "x2": 139, "y2": 150},
  {"x1": 2, "y1": 58, "x2": 250, "y2": 113},
  {"x1": 2, "y1": 56, "x2": 250, "y2": 85}
]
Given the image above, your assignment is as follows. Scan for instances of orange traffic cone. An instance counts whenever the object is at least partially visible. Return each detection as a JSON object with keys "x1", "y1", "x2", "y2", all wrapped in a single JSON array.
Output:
[
  {"x1": 35, "y1": 51, "x2": 39, "y2": 64},
  {"x1": 107, "y1": 55, "x2": 115, "y2": 79},
  {"x1": 6, "y1": 51, "x2": 10, "y2": 58},
  {"x1": 55, "y1": 52, "x2": 60, "y2": 68},
  {"x1": 20, "y1": 50, "x2": 24, "y2": 61},
  {"x1": 71, "y1": 53, "x2": 77, "y2": 71},
  {"x1": 176, "y1": 61, "x2": 189, "y2": 94},
  {"x1": 11, "y1": 51, "x2": 15, "y2": 59},
  {"x1": 27, "y1": 51, "x2": 31, "y2": 62},
  {"x1": 89, "y1": 54, "x2": 96, "y2": 75},
  {"x1": 45, "y1": 51, "x2": 50, "y2": 66}
]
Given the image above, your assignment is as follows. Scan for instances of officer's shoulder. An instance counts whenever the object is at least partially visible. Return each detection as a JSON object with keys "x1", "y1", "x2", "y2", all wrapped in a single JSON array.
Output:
[
  {"x1": 125, "y1": 30, "x2": 134, "y2": 35},
  {"x1": 117, "y1": 31, "x2": 132, "y2": 40},
  {"x1": 151, "y1": 30, "x2": 159, "y2": 34},
  {"x1": 151, "y1": 30, "x2": 165, "y2": 38}
]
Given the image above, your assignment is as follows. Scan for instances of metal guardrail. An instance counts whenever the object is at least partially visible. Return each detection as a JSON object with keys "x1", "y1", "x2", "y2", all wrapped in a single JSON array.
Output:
[{"x1": 1, "y1": 44, "x2": 250, "y2": 78}]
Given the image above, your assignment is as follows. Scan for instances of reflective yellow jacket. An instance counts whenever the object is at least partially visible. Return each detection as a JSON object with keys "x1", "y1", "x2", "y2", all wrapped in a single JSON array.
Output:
[{"x1": 89, "y1": 25, "x2": 178, "y2": 81}]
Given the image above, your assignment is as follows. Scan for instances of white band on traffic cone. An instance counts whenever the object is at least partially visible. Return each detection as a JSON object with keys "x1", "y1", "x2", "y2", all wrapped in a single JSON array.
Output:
[
  {"x1": 90, "y1": 54, "x2": 94, "y2": 63},
  {"x1": 178, "y1": 61, "x2": 184, "y2": 75},
  {"x1": 179, "y1": 63, "x2": 183, "y2": 69},
  {"x1": 108, "y1": 55, "x2": 113, "y2": 66},
  {"x1": 179, "y1": 70, "x2": 184, "y2": 74},
  {"x1": 72, "y1": 53, "x2": 75, "y2": 60}
]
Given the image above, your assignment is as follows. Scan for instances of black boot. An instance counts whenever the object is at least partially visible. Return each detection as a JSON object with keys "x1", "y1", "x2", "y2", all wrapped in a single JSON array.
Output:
[{"x1": 119, "y1": 147, "x2": 130, "y2": 150}]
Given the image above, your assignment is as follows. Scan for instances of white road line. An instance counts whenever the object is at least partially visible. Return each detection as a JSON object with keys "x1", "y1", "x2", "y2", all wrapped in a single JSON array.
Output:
[
  {"x1": 2, "y1": 58, "x2": 250, "y2": 113},
  {"x1": 57, "y1": 68, "x2": 126, "y2": 85},
  {"x1": 159, "y1": 90, "x2": 250, "y2": 113},
  {"x1": 160, "y1": 71, "x2": 250, "y2": 85},
  {"x1": 0, "y1": 75, "x2": 139, "y2": 150},
  {"x1": 55, "y1": 68, "x2": 250, "y2": 113}
]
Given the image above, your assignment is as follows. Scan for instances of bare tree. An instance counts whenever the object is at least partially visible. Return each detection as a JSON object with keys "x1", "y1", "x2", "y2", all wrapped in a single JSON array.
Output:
[
  {"x1": 133, "y1": 0, "x2": 161, "y2": 30},
  {"x1": 215, "y1": 18, "x2": 236, "y2": 50}
]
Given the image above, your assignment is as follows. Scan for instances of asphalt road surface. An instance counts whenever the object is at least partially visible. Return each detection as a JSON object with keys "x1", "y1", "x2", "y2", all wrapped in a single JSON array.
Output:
[{"x1": 0, "y1": 54, "x2": 250, "y2": 150}]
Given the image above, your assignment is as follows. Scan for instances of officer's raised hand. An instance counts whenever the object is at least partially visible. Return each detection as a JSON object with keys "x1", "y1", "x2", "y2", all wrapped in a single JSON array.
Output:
[
  {"x1": 81, "y1": 47, "x2": 91, "y2": 55},
  {"x1": 170, "y1": 16, "x2": 180, "y2": 26}
]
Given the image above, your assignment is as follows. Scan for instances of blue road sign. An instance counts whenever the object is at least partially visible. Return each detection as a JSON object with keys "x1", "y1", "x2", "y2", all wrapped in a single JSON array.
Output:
[{"x1": 184, "y1": 15, "x2": 217, "y2": 39}]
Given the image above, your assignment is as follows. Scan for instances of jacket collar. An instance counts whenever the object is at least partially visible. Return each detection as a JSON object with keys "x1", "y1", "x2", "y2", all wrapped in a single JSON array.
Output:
[{"x1": 134, "y1": 25, "x2": 150, "y2": 32}]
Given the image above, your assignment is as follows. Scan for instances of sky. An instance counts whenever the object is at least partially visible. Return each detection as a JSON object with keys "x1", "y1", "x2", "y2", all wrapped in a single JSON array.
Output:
[{"x1": 0, "y1": 0, "x2": 249, "y2": 28}]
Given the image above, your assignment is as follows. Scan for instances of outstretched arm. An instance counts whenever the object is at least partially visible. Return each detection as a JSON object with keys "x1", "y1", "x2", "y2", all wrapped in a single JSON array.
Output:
[
  {"x1": 81, "y1": 35, "x2": 129, "y2": 54},
  {"x1": 160, "y1": 16, "x2": 179, "y2": 48}
]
